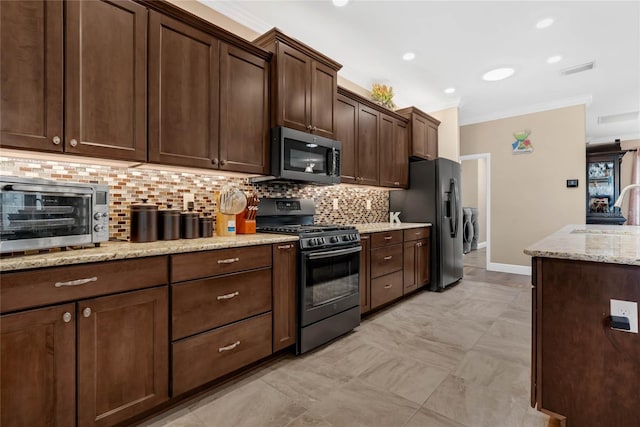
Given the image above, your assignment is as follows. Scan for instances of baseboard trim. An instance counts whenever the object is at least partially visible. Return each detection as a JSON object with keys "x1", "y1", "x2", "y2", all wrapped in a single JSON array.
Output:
[
  {"x1": 477, "y1": 241, "x2": 487, "y2": 249},
  {"x1": 487, "y1": 262, "x2": 531, "y2": 276}
]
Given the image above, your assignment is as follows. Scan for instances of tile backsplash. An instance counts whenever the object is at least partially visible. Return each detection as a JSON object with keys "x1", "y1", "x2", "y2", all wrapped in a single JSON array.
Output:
[{"x1": 1, "y1": 154, "x2": 389, "y2": 241}]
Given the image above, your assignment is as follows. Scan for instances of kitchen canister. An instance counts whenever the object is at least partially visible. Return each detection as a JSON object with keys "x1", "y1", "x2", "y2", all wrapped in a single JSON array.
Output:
[
  {"x1": 199, "y1": 214, "x2": 213, "y2": 238},
  {"x1": 158, "y1": 204, "x2": 180, "y2": 240},
  {"x1": 130, "y1": 199, "x2": 158, "y2": 242},
  {"x1": 180, "y1": 209, "x2": 200, "y2": 239}
]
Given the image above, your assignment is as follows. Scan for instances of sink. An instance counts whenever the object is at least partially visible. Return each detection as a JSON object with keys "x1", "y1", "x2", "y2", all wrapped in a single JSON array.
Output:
[{"x1": 570, "y1": 228, "x2": 638, "y2": 236}]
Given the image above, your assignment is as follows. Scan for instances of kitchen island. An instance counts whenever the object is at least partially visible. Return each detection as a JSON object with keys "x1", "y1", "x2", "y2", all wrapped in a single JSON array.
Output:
[{"x1": 524, "y1": 224, "x2": 640, "y2": 427}]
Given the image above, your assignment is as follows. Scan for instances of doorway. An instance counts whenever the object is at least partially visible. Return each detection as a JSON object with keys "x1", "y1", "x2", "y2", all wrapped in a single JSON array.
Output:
[{"x1": 460, "y1": 153, "x2": 490, "y2": 271}]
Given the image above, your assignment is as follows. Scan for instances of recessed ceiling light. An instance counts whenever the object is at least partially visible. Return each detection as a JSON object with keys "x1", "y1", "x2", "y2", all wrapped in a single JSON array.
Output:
[
  {"x1": 482, "y1": 67, "x2": 515, "y2": 82},
  {"x1": 535, "y1": 17, "x2": 554, "y2": 29},
  {"x1": 444, "y1": 87, "x2": 456, "y2": 94},
  {"x1": 402, "y1": 52, "x2": 416, "y2": 61},
  {"x1": 547, "y1": 55, "x2": 563, "y2": 64},
  {"x1": 332, "y1": 0, "x2": 349, "y2": 7}
]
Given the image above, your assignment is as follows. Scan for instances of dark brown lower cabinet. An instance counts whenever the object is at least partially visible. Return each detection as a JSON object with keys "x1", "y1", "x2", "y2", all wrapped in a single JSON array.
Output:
[
  {"x1": 78, "y1": 287, "x2": 169, "y2": 427},
  {"x1": 272, "y1": 242, "x2": 297, "y2": 352},
  {"x1": 359, "y1": 234, "x2": 371, "y2": 314},
  {"x1": 1, "y1": 304, "x2": 75, "y2": 427}
]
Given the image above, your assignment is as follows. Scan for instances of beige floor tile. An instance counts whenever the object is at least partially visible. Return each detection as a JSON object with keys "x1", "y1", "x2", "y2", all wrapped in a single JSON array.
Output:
[
  {"x1": 500, "y1": 307, "x2": 532, "y2": 325},
  {"x1": 473, "y1": 319, "x2": 531, "y2": 366},
  {"x1": 424, "y1": 375, "x2": 528, "y2": 427},
  {"x1": 189, "y1": 380, "x2": 306, "y2": 427},
  {"x1": 448, "y1": 297, "x2": 513, "y2": 322},
  {"x1": 404, "y1": 407, "x2": 466, "y2": 427},
  {"x1": 140, "y1": 408, "x2": 202, "y2": 427},
  {"x1": 286, "y1": 413, "x2": 334, "y2": 427},
  {"x1": 304, "y1": 379, "x2": 419, "y2": 427},
  {"x1": 357, "y1": 355, "x2": 449, "y2": 405}
]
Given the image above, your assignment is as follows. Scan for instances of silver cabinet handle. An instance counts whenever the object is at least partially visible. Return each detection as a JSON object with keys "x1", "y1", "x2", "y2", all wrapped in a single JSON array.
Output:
[
  {"x1": 312, "y1": 126, "x2": 317, "y2": 132},
  {"x1": 384, "y1": 236, "x2": 393, "y2": 240},
  {"x1": 70, "y1": 139, "x2": 78, "y2": 147},
  {"x1": 212, "y1": 158, "x2": 219, "y2": 166},
  {"x1": 55, "y1": 277, "x2": 98, "y2": 288},
  {"x1": 384, "y1": 284, "x2": 393, "y2": 289},
  {"x1": 217, "y1": 291, "x2": 239, "y2": 301},
  {"x1": 52, "y1": 136, "x2": 61, "y2": 145},
  {"x1": 220, "y1": 159, "x2": 226, "y2": 166},
  {"x1": 416, "y1": 242, "x2": 422, "y2": 247},
  {"x1": 307, "y1": 125, "x2": 313, "y2": 131},
  {"x1": 62, "y1": 312, "x2": 72, "y2": 323},
  {"x1": 82, "y1": 307, "x2": 91, "y2": 318},
  {"x1": 218, "y1": 341, "x2": 240, "y2": 353},
  {"x1": 277, "y1": 244, "x2": 292, "y2": 249},
  {"x1": 217, "y1": 257, "x2": 239, "y2": 264},
  {"x1": 394, "y1": 181, "x2": 400, "y2": 186},
  {"x1": 383, "y1": 255, "x2": 393, "y2": 260}
]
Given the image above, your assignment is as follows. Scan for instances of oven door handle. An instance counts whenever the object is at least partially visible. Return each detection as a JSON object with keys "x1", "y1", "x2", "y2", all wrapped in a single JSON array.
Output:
[
  {"x1": 305, "y1": 245, "x2": 361, "y2": 260},
  {"x1": 3, "y1": 183, "x2": 94, "y2": 195}
]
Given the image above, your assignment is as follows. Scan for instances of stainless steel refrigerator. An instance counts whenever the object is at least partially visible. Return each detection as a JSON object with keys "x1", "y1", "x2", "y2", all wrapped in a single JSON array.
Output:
[{"x1": 389, "y1": 158, "x2": 463, "y2": 290}]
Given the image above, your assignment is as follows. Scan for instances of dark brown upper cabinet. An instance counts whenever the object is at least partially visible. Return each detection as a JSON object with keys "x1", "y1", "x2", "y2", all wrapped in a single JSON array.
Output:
[
  {"x1": 254, "y1": 29, "x2": 341, "y2": 139},
  {"x1": 1, "y1": 0, "x2": 146, "y2": 161},
  {"x1": 1, "y1": 0, "x2": 63, "y2": 152},
  {"x1": 396, "y1": 106, "x2": 440, "y2": 160},
  {"x1": 336, "y1": 87, "x2": 409, "y2": 188}
]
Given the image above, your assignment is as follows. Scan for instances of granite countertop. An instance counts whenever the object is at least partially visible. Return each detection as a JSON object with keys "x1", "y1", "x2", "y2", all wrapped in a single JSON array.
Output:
[
  {"x1": 0, "y1": 234, "x2": 298, "y2": 272},
  {"x1": 524, "y1": 224, "x2": 640, "y2": 266},
  {"x1": 354, "y1": 222, "x2": 432, "y2": 233}
]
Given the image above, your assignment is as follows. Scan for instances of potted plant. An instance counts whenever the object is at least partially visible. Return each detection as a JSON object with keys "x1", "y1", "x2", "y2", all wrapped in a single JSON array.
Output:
[{"x1": 370, "y1": 83, "x2": 396, "y2": 110}]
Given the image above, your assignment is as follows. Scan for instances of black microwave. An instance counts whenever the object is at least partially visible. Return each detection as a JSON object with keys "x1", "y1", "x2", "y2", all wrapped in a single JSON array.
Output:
[{"x1": 268, "y1": 126, "x2": 341, "y2": 185}]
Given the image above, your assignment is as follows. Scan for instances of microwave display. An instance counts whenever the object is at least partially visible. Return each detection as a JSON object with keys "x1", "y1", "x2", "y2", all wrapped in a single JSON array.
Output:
[{"x1": 284, "y1": 138, "x2": 329, "y2": 175}]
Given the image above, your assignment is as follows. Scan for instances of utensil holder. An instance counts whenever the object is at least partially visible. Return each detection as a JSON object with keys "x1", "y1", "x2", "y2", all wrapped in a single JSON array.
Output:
[
  {"x1": 216, "y1": 212, "x2": 236, "y2": 236},
  {"x1": 236, "y1": 213, "x2": 256, "y2": 234}
]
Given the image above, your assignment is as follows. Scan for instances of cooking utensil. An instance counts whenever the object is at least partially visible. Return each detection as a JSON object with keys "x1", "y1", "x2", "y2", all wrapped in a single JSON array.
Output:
[{"x1": 218, "y1": 187, "x2": 247, "y2": 215}]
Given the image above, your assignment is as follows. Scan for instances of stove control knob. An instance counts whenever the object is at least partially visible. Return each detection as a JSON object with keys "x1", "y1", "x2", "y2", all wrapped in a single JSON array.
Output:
[
  {"x1": 94, "y1": 225, "x2": 103, "y2": 232},
  {"x1": 330, "y1": 236, "x2": 339, "y2": 243},
  {"x1": 308, "y1": 239, "x2": 316, "y2": 246},
  {"x1": 94, "y1": 213, "x2": 102, "y2": 220},
  {"x1": 319, "y1": 237, "x2": 325, "y2": 245}
]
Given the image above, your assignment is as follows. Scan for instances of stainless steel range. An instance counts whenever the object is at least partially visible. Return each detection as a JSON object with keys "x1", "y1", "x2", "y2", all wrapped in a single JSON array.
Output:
[{"x1": 257, "y1": 198, "x2": 360, "y2": 354}]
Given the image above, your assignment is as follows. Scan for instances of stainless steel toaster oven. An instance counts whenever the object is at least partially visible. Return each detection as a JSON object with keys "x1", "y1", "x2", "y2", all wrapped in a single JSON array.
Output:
[{"x1": 0, "y1": 176, "x2": 109, "y2": 253}]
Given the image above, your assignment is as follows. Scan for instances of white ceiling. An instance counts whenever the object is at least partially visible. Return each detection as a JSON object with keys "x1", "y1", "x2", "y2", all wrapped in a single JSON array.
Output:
[{"x1": 201, "y1": 0, "x2": 640, "y2": 144}]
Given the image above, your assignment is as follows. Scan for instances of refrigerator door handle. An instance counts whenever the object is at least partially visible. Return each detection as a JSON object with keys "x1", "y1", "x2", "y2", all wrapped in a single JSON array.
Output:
[{"x1": 450, "y1": 178, "x2": 460, "y2": 238}]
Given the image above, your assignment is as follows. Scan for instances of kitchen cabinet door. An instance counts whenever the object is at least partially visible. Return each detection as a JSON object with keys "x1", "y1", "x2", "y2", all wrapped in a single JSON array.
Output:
[
  {"x1": 149, "y1": 11, "x2": 219, "y2": 169},
  {"x1": 219, "y1": 44, "x2": 270, "y2": 174},
  {"x1": 378, "y1": 114, "x2": 396, "y2": 187},
  {"x1": 412, "y1": 114, "x2": 429, "y2": 159},
  {"x1": 1, "y1": 304, "x2": 75, "y2": 427},
  {"x1": 394, "y1": 119, "x2": 409, "y2": 188},
  {"x1": 310, "y1": 60, "x2": 337, "y2": 139},
  {"x1": 336, "y1": 93, "x2": 358, "y2": 184},
  {"x1": 0, "y1": 0, "x2": 63, "y2": 152},
  {"x1": 416, "y1": 238, "x2": 431, "y2": 288},
  {"x1": 359, "y1": 234, "x2": 371, "y2": 314},
  {"x1": 77, "y1": 287, "x2": 168, "y2": 427},
  {"x1": 276, "y1": 42, "x2": 311, "y2": 134},
  {"x1": 65, "y1": 0, "x2": 147, "y2": 161},
  {"x1": 272, "y1": 242, "x2": 297, "y2": 352},
  {"x1": 426, "y1": 121, "x2": 439, "y2": 160},
  {"x1": 403, "y1": 240, "x2": 417, "y2": 294},
  {"x1": 357, "y1": 104, "x2": 380, "y2": 186}
]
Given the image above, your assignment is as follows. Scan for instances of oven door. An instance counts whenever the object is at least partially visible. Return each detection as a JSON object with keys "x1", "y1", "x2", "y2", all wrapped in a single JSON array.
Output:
[{"x1": 300, "y1": 244, "x2": 361, "y2": 327}]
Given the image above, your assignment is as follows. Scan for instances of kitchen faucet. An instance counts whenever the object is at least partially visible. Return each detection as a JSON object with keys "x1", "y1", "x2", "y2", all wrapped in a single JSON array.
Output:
[{"x1": 614, "y1": 184, "x2": 640, "y2": 208}]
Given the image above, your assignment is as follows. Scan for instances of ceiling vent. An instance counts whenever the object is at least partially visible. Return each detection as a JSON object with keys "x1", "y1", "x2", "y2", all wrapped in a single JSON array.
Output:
[
  {"x1": 560, "y1": 61, "x2": 595, "y2": 76},
  {"x1": 597, "y1": 111, "x2": 640, "y2": 124}
]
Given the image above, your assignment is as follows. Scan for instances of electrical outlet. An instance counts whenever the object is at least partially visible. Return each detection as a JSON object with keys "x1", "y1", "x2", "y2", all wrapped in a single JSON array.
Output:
[
  {"x1": 366, "y1": 200, "x2": 372, "y2": 210},
  {"x1": 333, "y1": 199, "x2": 339, "y2": 210},
  {"x1": 183, "y1": 193, "x2": 195, "y2": 211},
  {"x1": 610, "y1": 299, "x2": 638, "y2": 333}
]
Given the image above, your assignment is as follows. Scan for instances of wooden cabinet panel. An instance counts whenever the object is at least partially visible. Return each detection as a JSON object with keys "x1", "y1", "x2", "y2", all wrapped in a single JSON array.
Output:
[
  {"x1": 378, "y1": 114, "x2": 396, "y2": 187},
  {"x1": 359, "y1": 235, "x2": 371, "y2": 314},
  {"x1": 412, "y1": 115, "x2": 428, "y2": 159},
  {"x1": 310, "y1": 60, "x2": 337, "y2": 138},
  {"x1": 396, "y1": 106, "x2": 440, "y2": 160},
  {"x1": 171, "y1": 245, "x2": 272, "y2": 283},
  {"x1": 65, "y1": 0, "x2": 147, "y2": 161},
  {"x1": 172, "y1": 268, "x2": 272, "y2": 340},
  {"x1": 371, "y1": 230, "x2": 403, "y2": 248},
  {"x1": 219, "y1": 44, "x2": 269, "y2": 174},
  {"x1": 276, "y1": 42, "x2": 310, "y2": 133},
  {"x1": 357, "y1": 104, "x2": 380, "y2": 186},
  {"x1": 1, "y1": 256, "x2": 169, "y2": 313},
  {"x1": 403, "y1": 241, "x2": 417, "y2": 294},
  {"x1": 427, "y1": 121, "x2": 439, "y2": 159},
  {"x1": 272, "y1": 242, "x2": 297, "y2": 352},
  {"x1": 0, "y1": 0, "x2": 63, "y2": 152},
  {"x1": 1, "y1": 304, "x2": 75, "y2": 427},
  {"x1": 416, "y1": 238, "x2": 430, "y2": 288},
  {"x1": 149, "y1": 11, "x2": 219, "y2": 168},
  {"x1": 172, "y1": 312, "x2": 272, "y2": 396},
  {"x1": 394, "y1": 119, "x2": 409, "y2": 188},
  {"x1": 371, "y1": 270, "x2": 403, "y2": 309},
  {"x1": 371, "y1": 244, "x2": 403, "y2": 279},
  {"x1": 77, "y1": 287, "x2": 169, "y2": 427},
  {"x1": 336, "y1": 93, "x2": 358, "y2": 184},
  {"x1": 403, "y1": 227, "x2": 430, "y2": 242}
]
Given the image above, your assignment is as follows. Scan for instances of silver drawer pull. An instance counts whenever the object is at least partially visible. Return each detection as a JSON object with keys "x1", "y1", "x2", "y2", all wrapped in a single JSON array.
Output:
[
  {"x1": 415, "y1": 232, "x2": 421, "y2": 235},
  {"x1": 383, "y1": 255, "x2": 393, "y2": 260},
  {"x1": 82, "y1": 307, "x2": 91, "y2": 318},
  {"x1": 277, "y1": 244, "x2": 292, "y2": 249},
  {"x1": 416, "y1": 242, "x2": 422, "y2": 247},
  {"x1": 55, "y1": 277, "x2": 98, "y2": 288},
  {"x1": 384, "y1": 284, "x2": 393, "y2": 289},
  {"x1": 218, "y1": 341, "x2": 241, "y2": 353},
  {"x1": 217, "y1": 257, "x2": 240, "y2": 264},
  {"x1": 62, "y1": 312, "x2": 72, "y2": 323},
  {"x1": 384, "y1": 236, "x2": 393, "y2": 240},
  {"x1": 217, "y1": 291, "x2": 239, "y2": 301}
]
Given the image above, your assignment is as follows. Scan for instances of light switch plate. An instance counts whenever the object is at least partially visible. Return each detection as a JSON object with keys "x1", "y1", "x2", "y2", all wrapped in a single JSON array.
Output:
[
  {"x1": 333, "y1": 199, "x2": 339, "y2": 210},
  {"x1": 610, "y1": 299, "x2": 638, "y2": 333},
  {"x1": 366, "y1": 200, "x2": 372, "y2": 210},
  {"x1": 183, "y1": 193, "x2": 195, "y2": 211}
]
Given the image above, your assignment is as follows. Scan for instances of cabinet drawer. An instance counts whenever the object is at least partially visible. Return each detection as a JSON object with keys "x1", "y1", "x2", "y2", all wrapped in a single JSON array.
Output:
[
  {"x1": 371, "y1": 270, "x2": 403, "y2": 309},
  {"x1": 403, "y1": 227, "x2": 430, "y2": 242},
  {"x1": 371, "y1": 230, "x2": 403, "y2": 248},
  {"x1": 172, "y1": 312, "x2": 272, "y2": 396},
  {"x1": 171, "y1": 245, "x2": 272, "y2": 283},
  {"x1": 1, "y1": 256, "x2": 168, "y2": 313},
  {"x1": 370, "y1": 244, "x2": 403, "y2": 278},
  {"x1": 172, "y1": 268, "x2": 272, "y2": 340}
]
